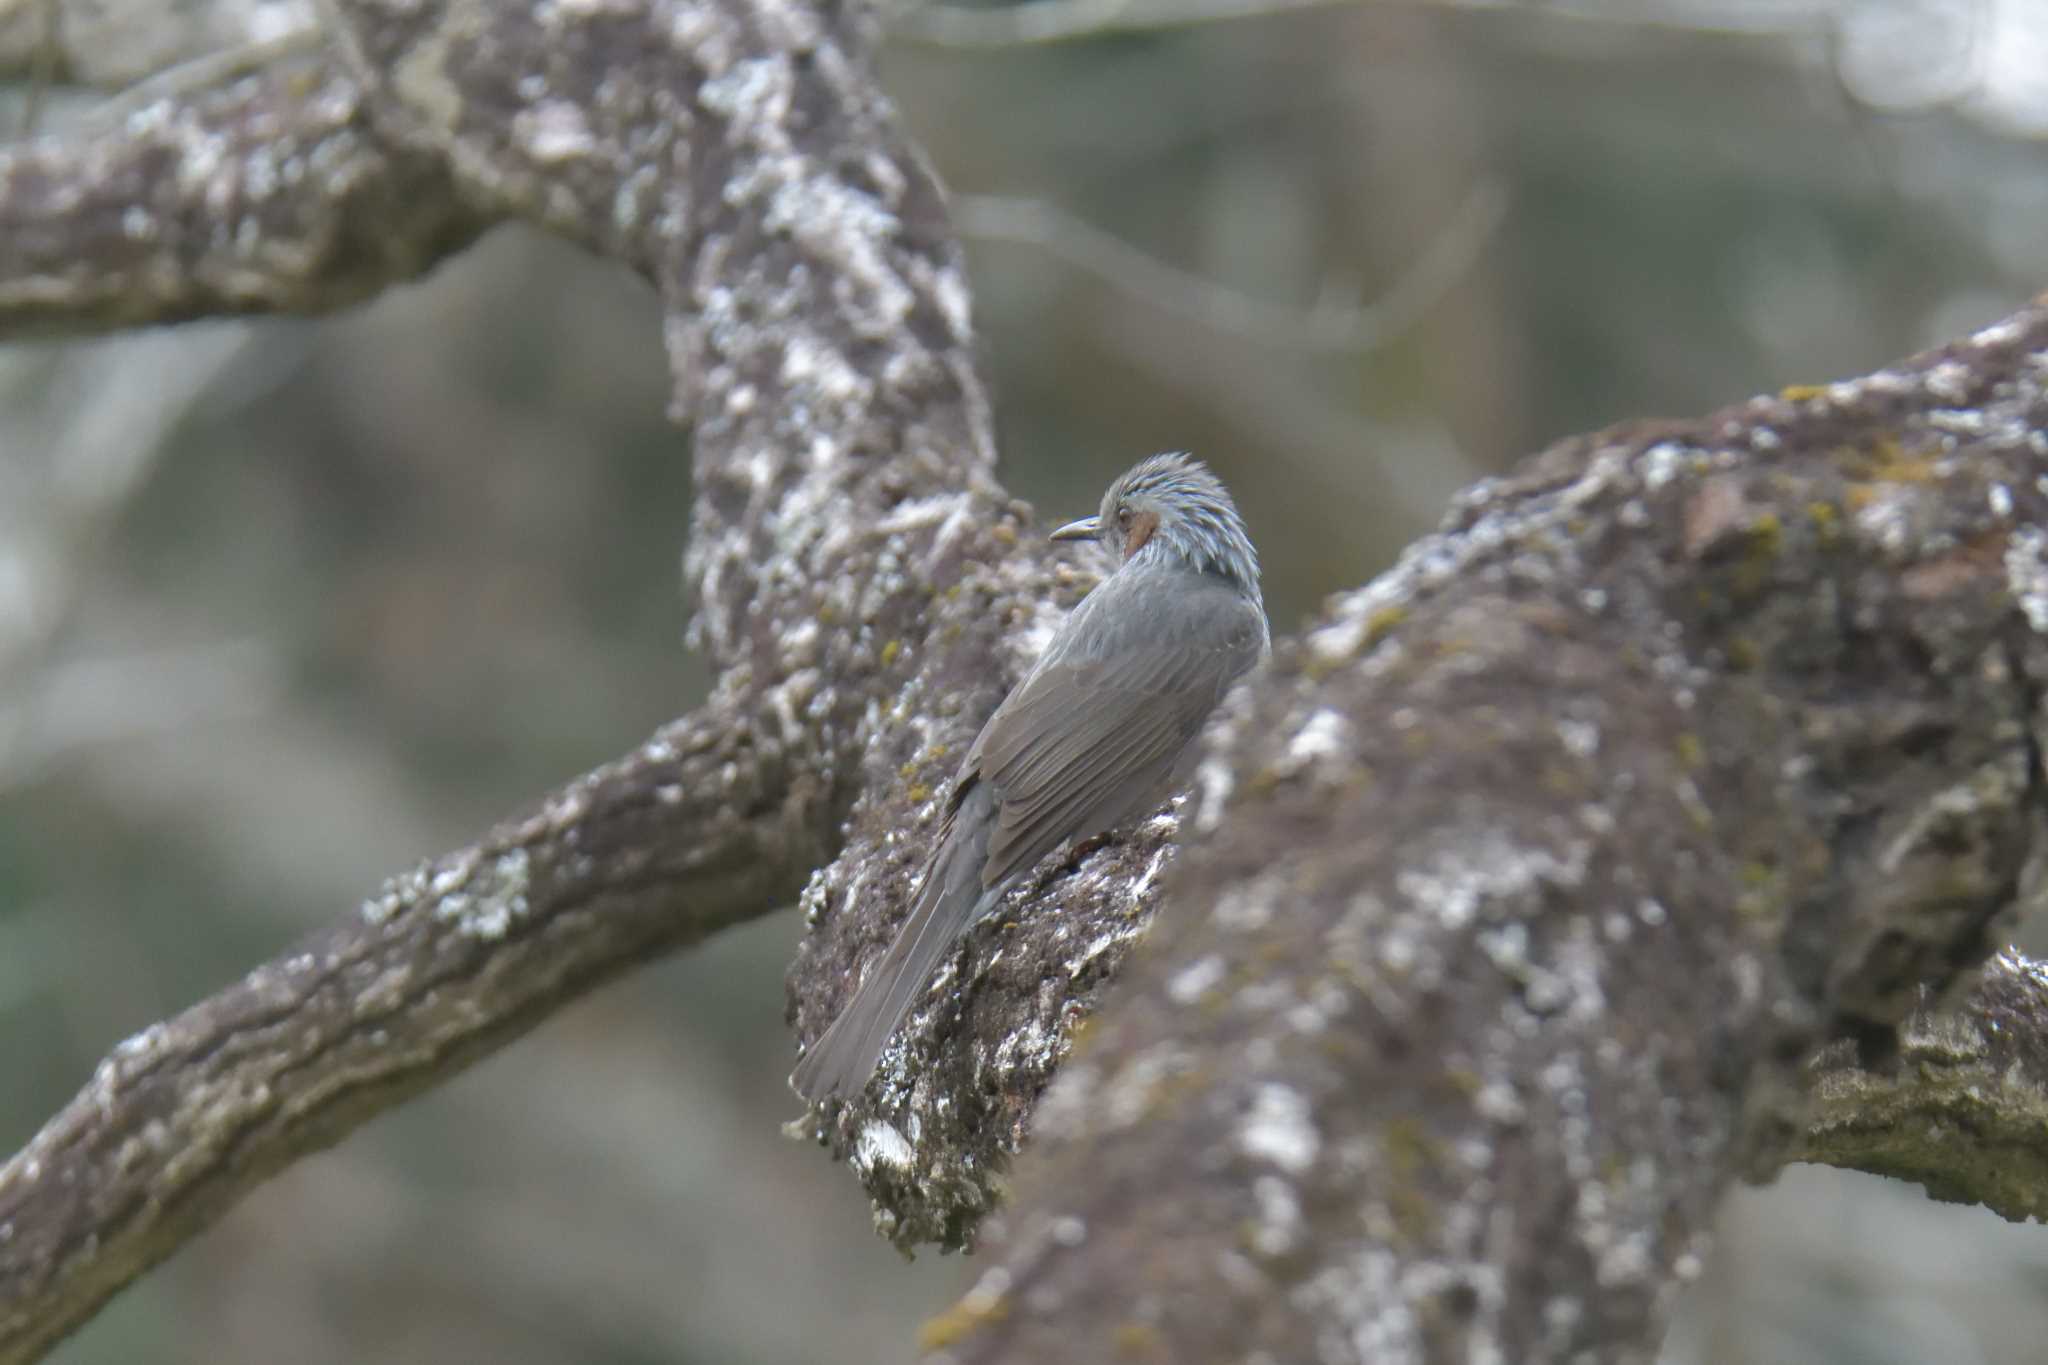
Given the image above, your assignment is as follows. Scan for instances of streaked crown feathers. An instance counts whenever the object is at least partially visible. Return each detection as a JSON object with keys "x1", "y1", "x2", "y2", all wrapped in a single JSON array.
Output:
[{"x1": 1103, "y1": 452, "x2": 1262, "y2": 605}]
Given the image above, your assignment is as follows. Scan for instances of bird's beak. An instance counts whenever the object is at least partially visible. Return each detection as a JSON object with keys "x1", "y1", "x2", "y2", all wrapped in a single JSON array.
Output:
[{"x1": 1049, "y1": 516, "x2": 1101, "y2": 543}]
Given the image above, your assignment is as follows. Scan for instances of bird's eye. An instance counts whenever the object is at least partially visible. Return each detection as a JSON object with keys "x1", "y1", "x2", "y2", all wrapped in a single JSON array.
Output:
[{"x1": 1116, "y1": 505, "x2": 1133, "y2": 528}]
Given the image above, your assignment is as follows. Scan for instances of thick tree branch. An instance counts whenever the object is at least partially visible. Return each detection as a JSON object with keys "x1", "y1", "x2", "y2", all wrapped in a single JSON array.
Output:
[
  {"x1": 0, "y1": 50, "x2": 479, "y2": 334},
  {"x1": 0, "y1": 701, "x2": 831, "y2": 1364},
  {"x1": 1, "y1": 0, "x2": 1015, "y2": 1355},
  {"x1": 917, "y1": 311, "x2": 2048, "y2": 1362}
]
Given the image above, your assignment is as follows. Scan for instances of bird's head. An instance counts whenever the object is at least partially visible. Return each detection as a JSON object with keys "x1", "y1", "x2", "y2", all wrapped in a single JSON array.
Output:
[{"x1": 1051, "y1": 452, "x2": 1261, "y2": 604}]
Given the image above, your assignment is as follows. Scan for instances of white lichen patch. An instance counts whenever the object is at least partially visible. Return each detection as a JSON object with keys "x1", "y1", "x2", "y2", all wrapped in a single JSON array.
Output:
[
  {"x1": 424, "y1": 847, "x2": 534, "y2": 941},
  {"x1": 1192, "y1": 753, "x2": 1236, "y2": 834},
  {"x1": 1396, "y1": 832, "x2": 1590, "y2": 933},
  {"x1": 853, "y1": 1119, "x2": 914, "y2": 1172},
  {"x1": 359, "y1": 861, "x2": 433, "y2": 927},
  {"x1": 1472, "y1": 1076, "x2": 1525, "y2": 1124},
  {"x1": 1555, "y1": 718, "x2": 1600, "y2": 759},
  {"x1": 1925, "y1": 359, "x2": 1973, "y2": 404},
  {"x1": 697, "y1": 53, "x2": 792, "y2": 128},
  {"x1": 664, "y1": 0, "x2": 740, "y2": 71},
  {"x1": 1639, "y1": 441, "x2": 1694, "y2": 491},
  {"x1": 1546, "y1": 916, "x2": 1609, "y2": 1025},
  {"x1": 2005, "y1": 524, "x2": 2048, "y2": 632},
  {"x1": 1167, "y1": 953, "x2": 1227, "y2": 1004},
  {"x1": 780, "y1": 330, "x2": 873, "y2": 406},
  {"x1": 1249, "y1": 1174, "x2": 1303, "y2": 1256},
  {"x1": 1280, "y1": 707, "x2": 1354, "y2": 774},
  {"x1": 1852, "y1": 482, "x2": 1919, "y2": 557},
  {"x1": 1125, "y1": 846, "x2": 1171, "y2": 905},
  {"x1": 992, "y1": 1016, "x2": 1061, "y2": 1078},
  {"x1": 1240, "y1": 1083, "x2": 1319, "y2": 1174},
  {"x1": 1295, "y1": 1244, "x2": 1510, "y2": 1365},
  {"x1": 111, "y1": 1023, "x2": 167, "y2": 1065},
  {"x1": 1971, "y1": 316, "x2": 2027, "y2": 349},
  {"x1": 771, "y1": 178, "x2": 913, "y2": 337},
  {"x1": 514, "y1": 100, "x2": 597, "y2": 162},
  {"x1": 1998, "y1": 944, "x2": 2048, "y2": 991},
  {"x1": 1061, "y1": 929, "x2": 1120, "y2": 978}
]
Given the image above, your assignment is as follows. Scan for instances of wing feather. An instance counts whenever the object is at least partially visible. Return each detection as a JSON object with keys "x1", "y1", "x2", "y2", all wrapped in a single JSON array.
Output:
[{"x1": 962, "y1": 574, "x2": 1266, "y2": 891}]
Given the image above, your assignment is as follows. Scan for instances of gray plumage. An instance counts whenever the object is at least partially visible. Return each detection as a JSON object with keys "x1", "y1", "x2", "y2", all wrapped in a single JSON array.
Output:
[{"x1": 790, "y1": 453, "x2": 1269, "y2": 1104}]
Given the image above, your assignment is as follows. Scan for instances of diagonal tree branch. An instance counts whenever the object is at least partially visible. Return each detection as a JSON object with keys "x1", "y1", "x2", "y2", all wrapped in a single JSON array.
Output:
[
  {"x1": 0, "y1": 0, "x2": 1016, "y2": 1354},
  {"x1": 0, "y1": 49, "x2": 479, "y2": 334},
  {"x1": 927, "y1": 309, "x2": 2048, "y2": 1362},
  {"x1": 0, "y1": 701, "x2": 827, "y2": 1364}
]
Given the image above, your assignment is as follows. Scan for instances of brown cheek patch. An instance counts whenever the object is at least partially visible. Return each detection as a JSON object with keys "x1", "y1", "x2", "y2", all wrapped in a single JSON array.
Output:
[{"x1": 1123, "y1": 509, "x2": 1160, "y2": 558}]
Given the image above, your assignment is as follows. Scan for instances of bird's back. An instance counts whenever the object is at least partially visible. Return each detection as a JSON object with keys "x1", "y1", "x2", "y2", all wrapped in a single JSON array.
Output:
[{"x1": 965, "y1": 564, "x2": 1267, "y2": 897}]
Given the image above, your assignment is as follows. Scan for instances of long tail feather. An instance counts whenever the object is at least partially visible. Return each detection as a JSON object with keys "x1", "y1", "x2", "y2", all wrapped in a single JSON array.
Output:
[{"x1": 791, "y1": 785, "x2": 998, "y2": 1103}]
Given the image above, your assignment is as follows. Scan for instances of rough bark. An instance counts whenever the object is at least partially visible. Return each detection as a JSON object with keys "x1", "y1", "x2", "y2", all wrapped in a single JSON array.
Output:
[
  {"x1": 1, "y1": 0, "x2": 1018, "y2": 1357},
  {"x1": 5, "y1": 1, "x2": 2048, "y2": 1363},
  {"x1": 0, "y1": 706, "x2": 828, "y2": 1363},
  {"x1": 923, "y1": 314, "x2": 2048, "y2": 1362},
  {"x1": 0, "y1": 50, "x2": 480, "y2": 334},
  {"x1": 1795, "y1": 948, "x2": 2048, "y2": 1223}
]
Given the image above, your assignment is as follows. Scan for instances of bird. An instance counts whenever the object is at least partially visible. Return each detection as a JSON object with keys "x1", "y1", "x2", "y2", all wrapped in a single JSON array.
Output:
[{"x1": 791, "y1": 452, "x2": 1269, "y2": 1104}]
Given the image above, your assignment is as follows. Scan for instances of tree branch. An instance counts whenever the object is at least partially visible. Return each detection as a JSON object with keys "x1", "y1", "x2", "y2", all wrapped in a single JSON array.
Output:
[
  {"x1": 952, "y1": 181, "x2": 1508, "y2": 353},
  {"x1": 1, "y1": 0, "x2": 1014, "y2": 1354},
  {"x1": 1796, "y1": 948, "x2": 2048, "y2": 1222},
  {"x1": 917, "y1": 310, "x2": 2048, "y2": 1361},
  {"x1": 0, "y1": 701, "x2": 828, "y2": 1363},
  {"x1": 0, "y1": 49, "x2": 479, "y2": 334}
]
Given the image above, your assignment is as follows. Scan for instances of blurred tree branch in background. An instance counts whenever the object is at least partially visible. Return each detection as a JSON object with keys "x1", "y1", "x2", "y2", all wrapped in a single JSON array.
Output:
[
  {"x1": 952, "y1": 181, "x2": 1508, "y2": 352},
  {"x1": 3, "y1": 1, "x2": 2048, "y2": 1364}
]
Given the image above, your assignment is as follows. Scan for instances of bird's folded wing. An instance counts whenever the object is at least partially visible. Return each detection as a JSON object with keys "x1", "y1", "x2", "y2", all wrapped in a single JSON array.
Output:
[{"x1": 968, "y1": 578, "x2": 1265, "y2": 890}]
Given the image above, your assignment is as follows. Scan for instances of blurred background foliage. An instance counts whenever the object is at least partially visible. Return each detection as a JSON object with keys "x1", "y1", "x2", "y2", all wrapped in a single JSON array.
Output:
[{"x1": 3, "y1": 0, "x2": 2048, "y2": 1360}]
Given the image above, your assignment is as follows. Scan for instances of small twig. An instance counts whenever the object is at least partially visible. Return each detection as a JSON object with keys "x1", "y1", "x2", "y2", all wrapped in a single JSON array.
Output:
[
  {"x1": 893, "y1": 0, "x2": 1837, "y2": 52},
  {"x1": 84, "y1": 26, "x2": 324, "y2": 130},
  {"x1": 0, "y1": 640, "x2": 285, "y2": 792},
  {"x1": 19, "y1": 0, "x2": 58, "y2": 135},
  {"x1": 0, "y1": 327, "x2": 256, "y2": 779},
  {"x1": 953, "y1": 179, "x2": 1507, "y2": 353}
]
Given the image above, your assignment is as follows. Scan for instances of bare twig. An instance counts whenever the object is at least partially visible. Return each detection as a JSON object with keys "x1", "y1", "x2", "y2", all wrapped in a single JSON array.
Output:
[
  {"x1": 0, "y1": 325, "x2": 258, "y2": 780},
  {"x1": 891, "y1": 0, "x2": 1836, "y2": 51},
  {"x1": 954, "y1": 179, "x2": 1507, "y2": 353},
  {"x1": 0, "y1": 640, "x2": 285, "y2": 791},
  {"x1": 19, "y1": 0, "x2": 58, "y2": 134}
]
